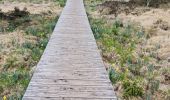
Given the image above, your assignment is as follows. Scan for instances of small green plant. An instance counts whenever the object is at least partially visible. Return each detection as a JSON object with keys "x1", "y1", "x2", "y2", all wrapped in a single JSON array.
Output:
[
  {"x1": 0, "y1": 43, "x2": 3, "y2": 52},
  {"x1": 150, "y1": 80, "x2": 159, "y2": 94},
  {"x1": 0, "y1": 86, "x2": 3, "y2": 94},
  {"x1": 123, "y1": 79, "x2": 144, "y2": 99},
  {"x1": 109, "y1": 68, "x2": 125, "y2": 84},
  {"x1": 145, "y1": 64, "x2": 160, "y2": 99},
  {"x1": 3, "y1": 56, "x2": 18, "y2": 70},
  {"x1": 31, "y1": 47, "x2": 42, "y2": 61},
  {"x1": 38, "y1": 38, "x2": 48, "y2": 49},
  {"x1": 90, "y1": 18, "x2": 105, "y2": 39},
  {"x1": 25, "y1": 26, "x2": 39, "y2": 36},
  {"x1": 22, "y1": 42, "x2": 34, "y2": 49},
  {"x1": 9, "y1": 94, "x2": 22, "y2": 100},
  {"x1": 6, "y1": 23, "x2": 16, "y2": 32},
  {"x1": 43, "y1": 18, "x2": 58, "y2": 33},
  {"x1": 57, "y1": 0, "x2": 67, "y2": 7}
]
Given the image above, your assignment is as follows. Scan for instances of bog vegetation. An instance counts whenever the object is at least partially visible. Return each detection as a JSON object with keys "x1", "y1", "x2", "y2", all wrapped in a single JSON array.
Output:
[
  {"x1": 85, "y1": 0, "x2": 170, "y2": 100},
  {"x1": 0, "y1": 0, "x2": 66, "y2": 99}
]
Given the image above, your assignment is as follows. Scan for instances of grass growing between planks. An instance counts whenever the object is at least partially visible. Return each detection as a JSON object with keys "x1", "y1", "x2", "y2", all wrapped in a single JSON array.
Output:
[
  {"x1": 0, "y1": 0, "x2": 65, "y2": 99},
  {"x1": 85, "y1": 0, "x2": 170, "y2": 100}
]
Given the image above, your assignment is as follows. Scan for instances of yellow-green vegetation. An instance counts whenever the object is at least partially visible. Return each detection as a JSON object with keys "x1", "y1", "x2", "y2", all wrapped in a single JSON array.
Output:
[
  {"x1": 85, "y1": 0, "x2": 170, "y2": 100},
  {"x1": 0, "y1": 0, "x2": 66, "y2": 99}
]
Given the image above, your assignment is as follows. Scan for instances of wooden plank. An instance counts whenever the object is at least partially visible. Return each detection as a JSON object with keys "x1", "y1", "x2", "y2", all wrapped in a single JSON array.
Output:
[
  {"x1": 27, "y1": 85, "x2": 113, "y2": 92},
  {"x1": 29, "y1": 79, "x2": 112, "y2": 86},
  {"x1": 23, "y1": 97, "x2": 117, "y2": 100},
  {"x1": 24, "y1": 91, "x2": 115, "y2": 99}
]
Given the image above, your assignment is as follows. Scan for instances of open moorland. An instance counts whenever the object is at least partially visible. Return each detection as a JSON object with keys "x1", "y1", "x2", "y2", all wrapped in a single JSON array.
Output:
[
  {"x1": 0, "y1": 0, "x2": 66, "y2": 99},
  {"x1": 85, "y1": 0, "x2": 170, "y2": 99}
]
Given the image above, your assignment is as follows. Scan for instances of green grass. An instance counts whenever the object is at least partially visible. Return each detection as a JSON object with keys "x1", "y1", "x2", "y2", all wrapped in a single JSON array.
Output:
[
  {"x1": 0, "y1": 69, "x2": 30, "y2": 99},
  {"x1": 92, "y1": 17, "x2": 162, "y2": 99},
  {"x1": 0, "y1": 16, "x2": 58, "y2": 99},
  {"x1": 57, "y1": 0, "x2": 67, "y2": 7},
  {"x1": 87, "y1": 2, "x2": 162, "y2": 98}
]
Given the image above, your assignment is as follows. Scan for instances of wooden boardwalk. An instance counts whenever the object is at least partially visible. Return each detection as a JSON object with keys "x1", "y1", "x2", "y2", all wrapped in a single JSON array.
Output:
[{"x1": 23, "y1": 0, "x2": 117, "y2": 100}]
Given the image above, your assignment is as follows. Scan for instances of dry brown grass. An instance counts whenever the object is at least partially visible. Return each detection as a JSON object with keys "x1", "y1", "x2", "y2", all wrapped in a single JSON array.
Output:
[
  {"x1": 0, "y1": 0, "x2": 63, "y2": 99},
  {"x1": 86, "y1": 0, "x2": 170, "y2": 99}
]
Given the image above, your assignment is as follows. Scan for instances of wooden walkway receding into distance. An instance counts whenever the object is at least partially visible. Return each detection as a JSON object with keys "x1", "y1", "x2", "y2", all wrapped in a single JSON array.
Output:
[{"x1": 23, "y1": 0, "x2": 117, "y2": 100}]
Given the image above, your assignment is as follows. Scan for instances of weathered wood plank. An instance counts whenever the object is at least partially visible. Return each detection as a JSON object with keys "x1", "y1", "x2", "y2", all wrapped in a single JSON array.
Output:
[
  {"x1": 24, "y1": 91, "x2": 116, "y2": 99},
  {"x1": 23, "y1": 97, "x2": 117, "y2": 100},
  {"x1": 29, "y1": 79, "x2": 112, "y2": 86},
  {"x1": 26, "y1": 85, "x2": 114, "y2": 92}
]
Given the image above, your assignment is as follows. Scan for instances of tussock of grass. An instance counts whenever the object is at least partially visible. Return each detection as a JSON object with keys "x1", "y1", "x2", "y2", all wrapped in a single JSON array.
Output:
[{"x1": 57, "y1": 0, "x2": 67, "y2": 7}]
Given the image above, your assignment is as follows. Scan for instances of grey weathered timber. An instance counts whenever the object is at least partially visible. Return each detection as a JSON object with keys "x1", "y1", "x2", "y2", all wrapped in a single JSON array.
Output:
[{"x1": 23, "y1": 0, "x2": 117, "y2": 100}]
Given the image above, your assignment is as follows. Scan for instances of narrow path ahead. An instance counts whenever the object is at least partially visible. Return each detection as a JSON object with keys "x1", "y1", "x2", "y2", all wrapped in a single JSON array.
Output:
[{"x1": 23, "y1": 0, "x2": 117, "y2": 100}]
